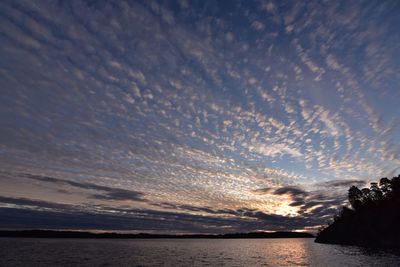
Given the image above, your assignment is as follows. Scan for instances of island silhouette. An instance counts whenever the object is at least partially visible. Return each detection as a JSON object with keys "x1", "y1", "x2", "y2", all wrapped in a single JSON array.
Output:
[{"x1": 316, "y1": 175, "x2": 400, "y2": 248}]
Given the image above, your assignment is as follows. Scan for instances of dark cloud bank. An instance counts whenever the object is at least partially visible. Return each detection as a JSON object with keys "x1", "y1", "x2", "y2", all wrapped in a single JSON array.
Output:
[
  {"x1": 24, "y1": 174, "x2": 146, "y2": 202},
  {"x1": 0, "y1": 174, "x2": 361, "y2": 233}
]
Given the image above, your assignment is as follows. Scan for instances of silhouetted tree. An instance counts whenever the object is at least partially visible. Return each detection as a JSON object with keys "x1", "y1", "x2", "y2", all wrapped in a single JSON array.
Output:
[
  {"x1": 348, "y1": 185, "x2": 362, "y2": 210},
  {"x1": 379, "y1": 177, "x2": 391, "y2": 194},
  {"x1": 316, "y1": 175, "x2": 400, "y2": 248}
]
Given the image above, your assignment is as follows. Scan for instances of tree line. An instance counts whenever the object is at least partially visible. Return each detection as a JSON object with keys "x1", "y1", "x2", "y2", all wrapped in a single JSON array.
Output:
[{"x1": 316, "y1": 175, "x2": 400, "y2": 248}]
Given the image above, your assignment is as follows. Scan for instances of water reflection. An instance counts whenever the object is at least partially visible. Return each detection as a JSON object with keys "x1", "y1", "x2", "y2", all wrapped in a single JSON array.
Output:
[{"x1": 0, "y1": 238, "x2": 399, "y2": 266}]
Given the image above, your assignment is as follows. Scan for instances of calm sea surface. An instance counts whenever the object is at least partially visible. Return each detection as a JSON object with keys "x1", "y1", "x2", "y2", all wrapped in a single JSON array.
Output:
[{"x1": 0, "y1": 238, "x2": 399, "y2": 266}]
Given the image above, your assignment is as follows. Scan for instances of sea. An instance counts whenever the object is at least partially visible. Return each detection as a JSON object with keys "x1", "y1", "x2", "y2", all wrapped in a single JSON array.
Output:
[{"x1": 0, "y1": 238, "x2": 399, "y2": 266}]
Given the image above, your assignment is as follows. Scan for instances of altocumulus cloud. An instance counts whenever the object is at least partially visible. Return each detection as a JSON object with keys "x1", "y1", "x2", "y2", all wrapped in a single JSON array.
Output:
[{"x1": 0, "y1": 0, "x2": 399, "y2": 233}]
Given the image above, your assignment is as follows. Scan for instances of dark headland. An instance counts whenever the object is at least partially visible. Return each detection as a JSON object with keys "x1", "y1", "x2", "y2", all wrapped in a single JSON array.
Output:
[
  {"x1": 0, "y1": 230, "x2": 313, "y2": 239},
  {"x1": 316, "y1": 175, "x2": 400, "y2": 249}
]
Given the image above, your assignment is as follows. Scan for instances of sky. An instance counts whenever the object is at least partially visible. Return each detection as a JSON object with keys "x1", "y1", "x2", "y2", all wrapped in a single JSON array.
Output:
[{"x1": 0, "y1": 0, "x2": 399, "y2": 234}]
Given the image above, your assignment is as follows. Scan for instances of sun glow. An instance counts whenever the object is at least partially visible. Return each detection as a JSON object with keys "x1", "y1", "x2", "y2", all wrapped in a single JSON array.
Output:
[{"x1": 273, "y1": 198, "x2": 300, "y2": 217}]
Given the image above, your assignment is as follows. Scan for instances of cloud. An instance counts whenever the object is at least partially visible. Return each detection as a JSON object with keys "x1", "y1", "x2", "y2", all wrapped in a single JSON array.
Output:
[
  {"x1": 273, "y1": 186, "x2": 308, "y2": 197},
  {"x1": 317, "y1": 179, "x2": 367, "y2": 188},
  {"x1": 252, "y1": 187, "x2": 272, "y2": 195},
  {"x1": 0, "y1": 196, "x2": 73, "y2": 210},
  {"x1": 0, "y1": 198, "x2": 323, "y2": 233},
  {"x1": 252, "y1": 185, "x2": 308, "y2": 198},
  {"x1": 23, "y1": 174, "x2": 146, "y2": 202},
  {"x1": 251, "y1": 184, "x2": 348, "y2": 222}
]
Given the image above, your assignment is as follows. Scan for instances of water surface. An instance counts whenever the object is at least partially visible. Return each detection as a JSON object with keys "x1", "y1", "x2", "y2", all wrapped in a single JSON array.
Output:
[{"x1": 0, "y1": 238, "x2": 399, "y2": 266}]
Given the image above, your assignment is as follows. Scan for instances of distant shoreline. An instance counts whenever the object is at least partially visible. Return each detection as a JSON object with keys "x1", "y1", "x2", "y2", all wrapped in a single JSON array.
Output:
[{"x1": 0, "y1": 230, "x2": 314, "y2": 239}]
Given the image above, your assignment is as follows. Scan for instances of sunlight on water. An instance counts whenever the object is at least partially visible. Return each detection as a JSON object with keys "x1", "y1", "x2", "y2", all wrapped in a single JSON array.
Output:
[{"x1": 1, "y1": 238, "x2": 399, "y2": 266}]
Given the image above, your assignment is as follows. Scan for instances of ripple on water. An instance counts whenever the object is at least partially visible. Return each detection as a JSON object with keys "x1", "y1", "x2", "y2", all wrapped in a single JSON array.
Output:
[{"x1": 0, "y1": 238, "x2": 400, "y2": 266}]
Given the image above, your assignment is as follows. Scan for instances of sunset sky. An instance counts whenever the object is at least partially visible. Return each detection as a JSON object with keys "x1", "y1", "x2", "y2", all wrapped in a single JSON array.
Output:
[{"x1": 0, "y1": 0, "x2": 399, "y2": 233}]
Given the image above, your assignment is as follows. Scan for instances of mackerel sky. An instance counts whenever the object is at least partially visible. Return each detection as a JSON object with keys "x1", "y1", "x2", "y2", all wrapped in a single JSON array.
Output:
[{"x1": 0, "y1": 0, "x2": 399, "y2": 233}]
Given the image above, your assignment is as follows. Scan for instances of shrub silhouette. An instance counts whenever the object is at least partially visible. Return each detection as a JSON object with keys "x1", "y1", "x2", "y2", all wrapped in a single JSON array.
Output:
[{"x1": 315, "y1": 175, "x2": 400, "y2": 248}]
